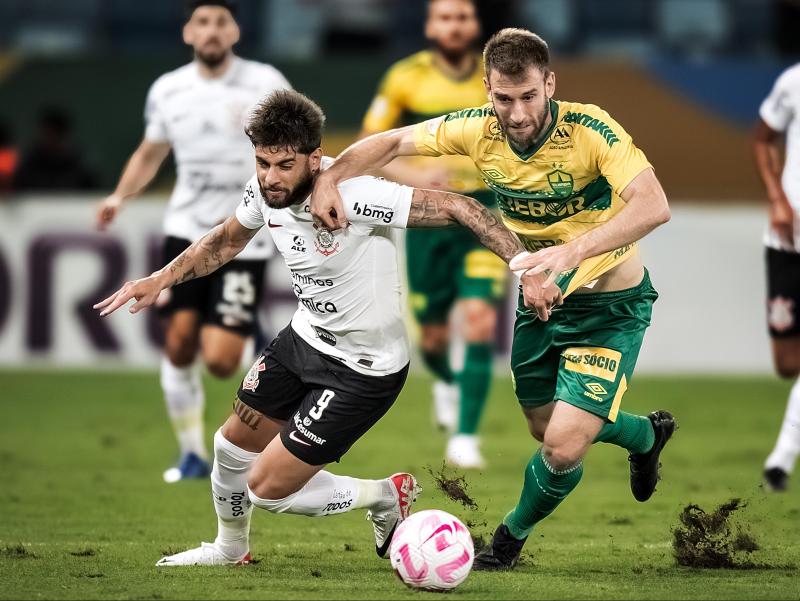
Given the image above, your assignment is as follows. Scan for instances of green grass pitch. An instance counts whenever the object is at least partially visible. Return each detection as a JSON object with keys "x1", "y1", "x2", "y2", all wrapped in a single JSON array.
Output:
[{"x1": 1, "y1": 370, "x2": 799, "y2": 599}]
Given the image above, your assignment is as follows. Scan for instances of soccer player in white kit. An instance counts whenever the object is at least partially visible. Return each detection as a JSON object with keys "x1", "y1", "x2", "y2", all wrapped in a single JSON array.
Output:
[
  {"x1": 754, "y1": 62, "x2": 800, "y2": 492},
  {"x1": 95, "y1": 0, "x2": 290, "y2": 482},
  {"x1": 94, "y1": 89, "x2": 525, "y2": 566}
]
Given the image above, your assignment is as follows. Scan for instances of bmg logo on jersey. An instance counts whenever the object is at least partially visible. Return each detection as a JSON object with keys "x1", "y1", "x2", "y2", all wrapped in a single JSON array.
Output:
[{"x1": 351, "y1": 202, "x2": 394, "y2": 224}]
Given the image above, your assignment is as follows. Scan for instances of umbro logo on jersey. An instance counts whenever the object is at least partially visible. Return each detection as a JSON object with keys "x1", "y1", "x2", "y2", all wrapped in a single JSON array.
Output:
[{"x1": 268, "y1": 220, "x2": 283, "y2": 228}]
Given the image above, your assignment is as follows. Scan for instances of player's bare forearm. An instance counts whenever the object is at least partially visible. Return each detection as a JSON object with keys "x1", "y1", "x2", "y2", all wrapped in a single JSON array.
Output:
[
  {"x1": 113, "y1": 139, "x2": 171, "y2": 201},
  {"x1": 327, "y1": 127, "x2": 418, "y2": 184},
  {"x1": 753, "y1": 119, "x2": 788, "y2": 204},
  {"x1": 157, "y1": 216, "x2": 258, "y2": 288},
  {"x1": 407, "y1": 188, "x2": 524, "y2": 263},
  {"x1": 572, "y1": 168, "x2": 670, "y2": 262}
]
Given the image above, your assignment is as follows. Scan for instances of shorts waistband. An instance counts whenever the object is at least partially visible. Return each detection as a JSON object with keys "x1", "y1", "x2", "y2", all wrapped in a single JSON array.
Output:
[{"x1": 561, "y1": 268, "x2": 653, "y2": 306}]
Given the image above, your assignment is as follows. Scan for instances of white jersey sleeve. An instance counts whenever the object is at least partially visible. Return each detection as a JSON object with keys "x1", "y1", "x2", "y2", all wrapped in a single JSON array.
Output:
[
  {"x1": 760, "y1": 66, "x2": 799, "y2": 133},
  {"x1": 143, "y1": 78, "x2": 169, "y2": 143},
  {"x1": 338, "y1": 176, "x2": 413, "y2": 229},
  {"x1": 235, "y1": 176, "x2": 266, "y2": 230}
]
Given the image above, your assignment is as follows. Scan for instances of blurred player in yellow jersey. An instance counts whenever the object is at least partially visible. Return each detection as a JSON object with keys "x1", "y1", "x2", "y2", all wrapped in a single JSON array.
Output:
[
  {"x1": 313, "y1": 28, "x2": 677, "y2": 571},
  {"x1": 361, "y1": 0, "x2": 507, "y2": 468}
]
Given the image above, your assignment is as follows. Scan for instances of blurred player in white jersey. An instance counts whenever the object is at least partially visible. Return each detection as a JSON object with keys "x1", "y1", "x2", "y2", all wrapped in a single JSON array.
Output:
[
  {"x1": 754, "y1": 62, "x2": 800, "y2": 491},
  {"x1": 94, "y1": 90, "x2": 525, "y2": 566},
  {"x1": 95, "y1": 0, "x2": 290, "y2": 482}
]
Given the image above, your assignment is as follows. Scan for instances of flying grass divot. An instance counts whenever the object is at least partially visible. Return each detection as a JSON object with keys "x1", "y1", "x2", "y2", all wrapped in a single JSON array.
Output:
[{"x1": 672, "y1": 498, "x2": 761, "y2": 569}]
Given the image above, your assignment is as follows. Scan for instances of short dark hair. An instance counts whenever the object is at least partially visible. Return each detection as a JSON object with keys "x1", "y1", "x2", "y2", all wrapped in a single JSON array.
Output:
[
  {"x1": 245, "y1": 90, "x2": 325, "y2": 154},
  {"x1": 483, "y1": 28, "x2": 550, "y2": 78},
  {"x1": 185, "y1": 0, "x2": 238, "y2": 21}
]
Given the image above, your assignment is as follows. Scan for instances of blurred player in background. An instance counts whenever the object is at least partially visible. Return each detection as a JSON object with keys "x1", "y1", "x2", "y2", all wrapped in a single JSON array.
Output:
[
  {"x1": 753, "y1": 62, "x2": 800, "y2": 492},
  {"x1": 95, "y1": 90, "x2": 526, "y2": 567},
  {"x1": 312, "y1": 28, "x2": 675, "y2": 571},
  {"x1": 361, "y1": 0, "x2": 506, "y2": 468},
  {"x1": 95, "y1": 0, "x2": 290, "y2": 483}
]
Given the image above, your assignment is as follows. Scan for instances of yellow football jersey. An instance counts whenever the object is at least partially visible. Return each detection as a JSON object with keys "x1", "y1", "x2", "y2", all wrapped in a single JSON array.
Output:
[
  {"x1": 362, "y1": 50, "x2": 489, "y2": 194},
  {"x1": 413, "y1": 99, "x2": 652, "y2": 296}
]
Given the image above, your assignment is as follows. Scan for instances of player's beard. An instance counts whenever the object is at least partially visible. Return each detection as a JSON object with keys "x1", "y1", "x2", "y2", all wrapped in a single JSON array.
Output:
[
  {"x1": 260, "y1": 167, "x2": 315, "y2": 210},
  {"x1": 500, "y1": 98, "x2": 551, "y2": 152},
  {"x1": 195, "y1": 43, "x2": 229, "y2": 69},
  {"x1": 433, "y1": 38, "x2": 475, "y2": 67}
]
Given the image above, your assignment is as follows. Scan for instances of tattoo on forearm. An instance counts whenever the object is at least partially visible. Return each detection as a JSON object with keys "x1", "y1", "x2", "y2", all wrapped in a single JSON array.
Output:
[
  {"x1": 408, "y1": 189, "x2": 524, "y2": 262},
  {"x1": 233, "y1": 398, "x2": 262, "y2": 431},
  {"x1": 163, "y1": 222, "x2": 254, "y2": 287}
]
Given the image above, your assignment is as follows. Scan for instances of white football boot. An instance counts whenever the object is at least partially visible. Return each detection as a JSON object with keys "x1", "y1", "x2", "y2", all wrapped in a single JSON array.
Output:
[
  {"x1": 367, "y1": 472, "x2": 421, "y2": 558},
  {"x1": 156, "y1": 542, "x2": 252, "y2": 567},
  {"x1": 446, "y1": 434, "x2": 486, "y2": 469},
  {"x1": 432, "y1": 381, "x2": 459, "y2": 432}
]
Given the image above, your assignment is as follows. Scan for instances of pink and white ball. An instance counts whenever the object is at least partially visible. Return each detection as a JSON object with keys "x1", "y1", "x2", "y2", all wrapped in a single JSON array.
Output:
[{"x1": 389, "y1": 509, "x2": 474, "y2": 591}]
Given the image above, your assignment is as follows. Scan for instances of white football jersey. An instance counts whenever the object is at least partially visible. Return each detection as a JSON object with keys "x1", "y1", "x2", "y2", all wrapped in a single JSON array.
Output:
[
  {"x1": 235, "y1": 168, "x2": 414, "y2": 376},
  {"x1": 145, "y1": 57, "x2": 291, "y2": 259},
  {"x1": 760, "y1": 63, "x2": 800, "y2": 250}
]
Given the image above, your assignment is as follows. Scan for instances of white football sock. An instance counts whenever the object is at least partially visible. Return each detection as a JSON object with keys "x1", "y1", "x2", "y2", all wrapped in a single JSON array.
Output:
[
  {"x1": 766, "y1": 376, "x2": 800, "y2": 473},
  {"x1": 161, "y1": 357, "x2": 207, "y2": 459},
  {"x1": 248, "y1": 471, "x2": 395, "y2": 517},
  {"x1": 211, "y1": 429, "x2": 259, "y2": 559}
]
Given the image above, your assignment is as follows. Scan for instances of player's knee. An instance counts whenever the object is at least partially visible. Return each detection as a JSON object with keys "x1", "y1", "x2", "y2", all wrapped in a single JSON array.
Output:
[
  {"x1": 205, "y1": 355, "x2": 239, "y2": 379},
  {"x1": 164, "y1": 334, "x2": 198, "y2": 366},
  {"x1": 247, "y1": 472, "x2": 297, "y2": 505},
  {"x1": 420, "y1": 326, "x2": 449, "y2": 355},
  {"x1": 461, "y1": 302, "x2": 496, "y2": 342},
  {"x1": 542, "y1": 437, "x2": 585, "y2": 471},
  {"x1": 527, "y1": 418, "x2": 547, "y2": 442},
  {"x1": 774, "y1": 355, "x2": 800, "y2": 379}
]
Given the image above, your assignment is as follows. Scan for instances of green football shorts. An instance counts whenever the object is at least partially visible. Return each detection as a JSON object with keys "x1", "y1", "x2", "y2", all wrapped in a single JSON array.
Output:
[
  {"x1": 510, "y1": 269, "x2": 658, "y2": 422},
  {"x1": 406, "y1": 192, "x2": 507, "y2": 324}
]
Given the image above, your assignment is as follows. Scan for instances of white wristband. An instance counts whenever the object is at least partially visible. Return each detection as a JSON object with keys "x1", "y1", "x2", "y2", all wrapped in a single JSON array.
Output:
[{"x1": 510, "y1": 251, "x2": 532, "y2": 279}]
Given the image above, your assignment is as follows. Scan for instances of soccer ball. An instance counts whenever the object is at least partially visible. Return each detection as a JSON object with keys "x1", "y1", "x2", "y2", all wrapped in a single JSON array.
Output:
[{"x1": 389, "y1": 509, "x2": 474, "y2": 591}]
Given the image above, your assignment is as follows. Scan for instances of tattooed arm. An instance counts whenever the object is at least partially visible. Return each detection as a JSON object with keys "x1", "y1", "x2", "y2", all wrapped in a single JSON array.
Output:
[
  {"x1": 407, "y1": 188, "x2": 564, "y2": 319},
  {"x1": 94, "y1": 215, "x2": 259, "y2": 316},
  {"x1": 407, "y1": 188, "x2": 524, "y2": 263}
]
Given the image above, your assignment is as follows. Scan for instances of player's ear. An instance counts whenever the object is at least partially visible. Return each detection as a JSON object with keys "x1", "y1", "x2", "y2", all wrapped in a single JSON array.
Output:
[
  {"x1": 182, "y1": 22, "x2": 194, "y2": 46},
  {"x1": 230, "y1": 21, "x2": 241, "y2": 46},
  {"x1": 483, "y1": 76, "x2": 491, "y2": 100},
  {"x1": 310, "y1": 148, "x2": 323, "y2": 172},
  {"x1": 545, "y1": 70, "x2": 556, "y2": 98}
]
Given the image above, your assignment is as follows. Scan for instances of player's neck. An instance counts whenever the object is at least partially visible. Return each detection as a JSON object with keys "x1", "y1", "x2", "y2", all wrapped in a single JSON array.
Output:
[
  {"x1": 432, "y1": 50, "x2": 476, "y2": 81},
  {"x1": 195, "y1": 53, "x2": 236, "y2": 80}
]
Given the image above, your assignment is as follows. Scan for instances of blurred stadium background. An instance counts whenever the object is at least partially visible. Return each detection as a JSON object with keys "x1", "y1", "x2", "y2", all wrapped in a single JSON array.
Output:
[{"x1": 0, "y1": 0, "x2": 797, "y2": 372}]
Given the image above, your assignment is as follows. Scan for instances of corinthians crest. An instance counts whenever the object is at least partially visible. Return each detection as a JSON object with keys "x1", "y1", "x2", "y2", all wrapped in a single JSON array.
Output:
[
  {"x1": 242, "y1": 356, "x2": 265, "y2": 391},
  {"x1": 314, "y1": 227, "x2": 340, "y2": 257}
]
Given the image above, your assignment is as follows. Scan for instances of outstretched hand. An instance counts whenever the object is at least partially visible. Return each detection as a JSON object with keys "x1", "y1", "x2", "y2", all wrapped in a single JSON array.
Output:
[{"x1": 93, "y1": 275, "x2": 163, "y2": 317}]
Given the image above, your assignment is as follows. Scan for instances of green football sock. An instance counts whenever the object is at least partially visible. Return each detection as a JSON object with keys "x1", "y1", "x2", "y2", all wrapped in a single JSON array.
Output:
[
  {"x1": 421, "y1": 349, "x2": 454, "y2": 384},
  {"x1": 594, "y1": 411, "x2": 655, "y2": 455},
  {"x1": 457, "y1": 343, "x2": 493, "y2": 434},
  {"x1": 503, "y1": 448, "x2": 584, "y2": 540}
]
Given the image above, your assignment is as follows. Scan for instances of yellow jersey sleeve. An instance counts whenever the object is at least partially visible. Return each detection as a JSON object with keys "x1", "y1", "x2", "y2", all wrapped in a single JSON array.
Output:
[
  {"x1": 413, "y1": 107, "x2": 490, "y2": 159},
  {"x1": 362, "y1": 66, "x2": 407, "y2": 133},
  {"x1": 591, "y1": 108, "x2": 652, "y2": 194}
]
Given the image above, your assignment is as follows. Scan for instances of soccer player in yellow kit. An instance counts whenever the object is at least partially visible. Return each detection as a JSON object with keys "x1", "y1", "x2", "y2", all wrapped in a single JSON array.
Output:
[
  {"x1": 312, "y1": 28, "x2": 676, "y2": 570},
  {"x1": 360, "y1": 0, "x2": 507, "y2": 468}
]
